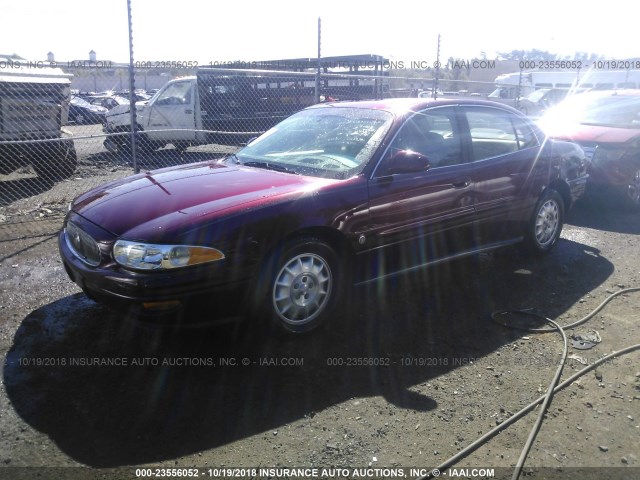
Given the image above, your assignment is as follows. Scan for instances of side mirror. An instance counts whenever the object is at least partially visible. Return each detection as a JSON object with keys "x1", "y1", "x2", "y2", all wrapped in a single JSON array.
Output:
[{"x1": 383, "y1": 150, "x2": 431, "y2": 175}]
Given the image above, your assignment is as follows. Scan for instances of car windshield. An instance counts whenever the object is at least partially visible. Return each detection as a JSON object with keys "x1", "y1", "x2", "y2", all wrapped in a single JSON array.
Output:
[
  {"x1": 234, "y1": 106, "x2": 394, "y2": 179},
  {"x1": 70, "y1": 96, "x2": 92, "y2": 107},
  {"x1": 541, "y1": 93, "x2": 640, "y2": 129}
]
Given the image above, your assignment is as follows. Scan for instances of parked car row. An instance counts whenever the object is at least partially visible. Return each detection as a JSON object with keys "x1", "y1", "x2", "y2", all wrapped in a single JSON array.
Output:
[
  {"x1": 68, "y1": 96, "x2": 108, "y2": 125},
  {"x1": 82, "y1": 94, "x2": 131, "y2": 112},
  {"x1": 73, "y1": 89, "x2": 153, "y2": 104},
  {"x1": 67, "y1": 89, "x2": 155, "y2": 125}
]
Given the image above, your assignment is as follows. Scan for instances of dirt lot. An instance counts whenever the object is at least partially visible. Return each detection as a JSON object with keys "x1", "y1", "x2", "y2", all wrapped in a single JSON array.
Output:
[{"x1": 0, "y1": 165, "x2": 639, "y2": 480}]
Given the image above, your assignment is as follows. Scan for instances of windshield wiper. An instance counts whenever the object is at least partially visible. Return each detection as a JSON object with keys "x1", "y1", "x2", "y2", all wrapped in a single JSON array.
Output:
[
  {"x1": 241, "y1": 161, "x2": 299, "y2": 175},
  {"x1": 224, "y1": 153, "x2": 242, "y2": 164}
]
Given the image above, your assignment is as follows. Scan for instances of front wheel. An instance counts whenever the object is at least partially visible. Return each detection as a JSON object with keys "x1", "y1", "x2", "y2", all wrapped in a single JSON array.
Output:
[
  {"x1": 263, "y1": 238, "x2": 341, "y2": 333},
  {"x1": 625, "y1": 167, "x2": 640, "y2": 211},
  {"x1": 525, "y1": 189, "x2": 564, "y2": 254},
  {"x1": 32, "y1": 141, "x2": 78, "y2": 181}
]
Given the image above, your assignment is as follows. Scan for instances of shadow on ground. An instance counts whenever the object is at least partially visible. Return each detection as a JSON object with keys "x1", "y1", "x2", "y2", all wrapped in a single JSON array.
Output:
[
  {"x1": 4, "y1": 238, "x2": 613, "y2": 467},
  {"x1": 0, "y1": 176, "x2": 57, "y2": 207},
  {"x1": 567, "y1": 191, "x2": 640, "y2": 235}
]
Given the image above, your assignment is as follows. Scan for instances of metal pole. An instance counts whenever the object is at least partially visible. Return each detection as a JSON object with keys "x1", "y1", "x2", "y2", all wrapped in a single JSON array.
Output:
[
  {"x1": 433, "y1": 34, "x2": 441, "y2": 100},
  {"x1": 127, "y1": 0, "x2": 139, "y2": 173},
  {"x1": 315, "y1": 17, "x2": 321, "y2": 103},
  {"x1": 517, "y1": 66, "x2": 523, "y2": 109}
]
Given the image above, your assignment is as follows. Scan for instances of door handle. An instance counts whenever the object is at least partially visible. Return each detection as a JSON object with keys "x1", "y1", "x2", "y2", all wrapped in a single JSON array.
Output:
[{"x1": 452, "y1": 177, "x2": 471, "y2": 188}]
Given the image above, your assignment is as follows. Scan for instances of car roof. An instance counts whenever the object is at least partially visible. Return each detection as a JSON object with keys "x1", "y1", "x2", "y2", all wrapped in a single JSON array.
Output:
[{"x1": 310, "y1": 97, "x2": 521, "y2": 115}]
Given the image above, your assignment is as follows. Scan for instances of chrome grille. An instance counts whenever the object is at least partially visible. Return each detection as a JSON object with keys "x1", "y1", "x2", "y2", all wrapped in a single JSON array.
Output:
[{"x1": 65, "y1": 221, "x2": 102, "y2": 266}]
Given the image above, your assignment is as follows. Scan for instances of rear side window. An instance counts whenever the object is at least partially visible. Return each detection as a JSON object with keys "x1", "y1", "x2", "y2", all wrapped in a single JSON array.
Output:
[
  {"x1": 511, "y1": 115, "x2": 540, "y2": 149},
  {"x1": 465, "y1": 107, "x2": 539, "y2": 161}
]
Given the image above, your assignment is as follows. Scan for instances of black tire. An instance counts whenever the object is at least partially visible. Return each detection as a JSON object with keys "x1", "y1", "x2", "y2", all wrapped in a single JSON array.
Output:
[
  {"x1": 261, "y1": 237, "x2": 341, "y2": 334},
  {"x1": 624, "y1": 167, "x2": 640, "y2": 211},
  {"x1": 75, "y1": 113, "x2": 86, "y2": 124},
  {"x1": 114, "y1": 136, "x2": 132, "y2": 156},
  {"x1": 525, "y1": 188, "x2": 564, "y2": 254},
  {"x1": 173, "y1": 142, "x2": 189, "y2": 153},
  {"x1": 115, "y1": 132, "x2": 153, "y2": 156},
  {"x1": 136, "y1": 134, "x2": 155, "y2": 155},
  {"x1": 32, "y1": 141, "x2": 77, "y2": 181}
]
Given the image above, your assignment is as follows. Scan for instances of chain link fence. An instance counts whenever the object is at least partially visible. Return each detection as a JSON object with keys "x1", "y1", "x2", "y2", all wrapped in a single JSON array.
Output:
[{"x1": 1, "y1": 58, "x2": 500, "y2": 238}]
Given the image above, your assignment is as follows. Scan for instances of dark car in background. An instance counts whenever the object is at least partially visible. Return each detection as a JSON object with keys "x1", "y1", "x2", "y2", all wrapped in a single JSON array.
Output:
[
  {"x1": 59, "y1": 98, "x2": 588, "y2": 333},
  {"x1": 84, "y1": 94, "x2": 131, "y2": 111},
  {"x1": 518, "y1": 88, "x2": 572, "y2": 117},
  {"x1": 539, "y1": 89, "x2": 640, "y2": 209},
  {"x1": 68, "y1": 96, "x2": 108, "y2": 124},
  {"x1": 119, "y1": 90, "x2": 152, "y2": 102}
]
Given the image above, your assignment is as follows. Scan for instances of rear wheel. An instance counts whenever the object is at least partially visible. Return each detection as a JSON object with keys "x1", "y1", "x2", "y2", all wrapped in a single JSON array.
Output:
[
  {"x1": 113, "y1": 131, "x2": 153, "y2": 156},
  {"x1": 32, "y1": 141, "x2": 77, "y2": 181},
  {"x1": 173, "y1": 142, "x2": 189, "y2": 153},
  {"x1": 525, "y1": 189, "x2": 564, "y2": 254},
  {"x1": 262, "y1": 237, "x2": 341, "y2": 333}
]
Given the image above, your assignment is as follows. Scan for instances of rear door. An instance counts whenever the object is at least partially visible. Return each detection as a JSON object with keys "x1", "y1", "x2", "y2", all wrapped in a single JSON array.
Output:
[{"x1": 460, "y1": 105, "x2": 544, "y2": 241}]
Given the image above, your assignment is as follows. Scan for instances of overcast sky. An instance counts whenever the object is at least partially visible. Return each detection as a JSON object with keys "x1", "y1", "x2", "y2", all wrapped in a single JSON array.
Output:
[{"x1": 1, "y1": 0, "x2": 637, "y2": 64}]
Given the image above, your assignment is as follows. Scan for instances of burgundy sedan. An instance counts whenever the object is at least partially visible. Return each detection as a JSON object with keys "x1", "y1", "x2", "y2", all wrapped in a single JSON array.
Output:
[
  {"x1": 60, "y1": 98, "x2": 588, "y2": 332},
  {"x1": 539, "y1": 89, "x2": 640, "y2": 209}
]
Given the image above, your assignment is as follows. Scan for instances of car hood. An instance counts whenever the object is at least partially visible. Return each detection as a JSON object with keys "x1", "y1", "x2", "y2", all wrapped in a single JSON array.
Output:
[
  {"x1": 105, "y1": 100, "x2": 145, "y2": 117},
  {"x1": 72, "y1": 161, "x2": 334, "y2": 239},
  {"x1": 105, "y1": 103, "x2": 130, "y2": 117},
  {"x1": 543, "y1": 123, "x2": 640, "y2": 144}
]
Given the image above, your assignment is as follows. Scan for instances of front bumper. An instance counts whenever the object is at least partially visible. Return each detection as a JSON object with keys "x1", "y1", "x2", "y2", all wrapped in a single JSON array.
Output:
[{"x1": 59, "y1": 229, "x2": 248, "y2": 315}]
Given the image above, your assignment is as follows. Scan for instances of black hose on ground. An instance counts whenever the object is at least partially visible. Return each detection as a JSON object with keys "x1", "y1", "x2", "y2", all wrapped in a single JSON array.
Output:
[{"x1": 416, "y1": 287, "x2": 640, "y2": 480}]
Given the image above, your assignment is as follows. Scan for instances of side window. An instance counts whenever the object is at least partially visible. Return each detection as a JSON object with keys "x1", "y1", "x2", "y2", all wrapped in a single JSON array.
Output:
[
  {"x1": 511, "y1": 115, "x2": 540, "y2": 149},
  {"x1": 465, "y1": 107, "x2": 538, "y2": 160},
  {"x1": 156, "y1": 82, "x2": 193, "y2": 106},
  {"x1": 379, "y1": 107, "x2": 462, "y2": 173}
]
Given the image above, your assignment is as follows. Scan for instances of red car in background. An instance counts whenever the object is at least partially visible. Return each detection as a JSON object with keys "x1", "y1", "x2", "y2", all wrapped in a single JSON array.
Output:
[{"x1": 539, "y1": 89, "x2": 640, "y2": 209}]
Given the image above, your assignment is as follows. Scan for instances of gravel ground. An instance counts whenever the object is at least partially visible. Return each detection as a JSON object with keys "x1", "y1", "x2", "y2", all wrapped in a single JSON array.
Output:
[{"x1": 0, "y1": 158, "x2": 639, "y2": 480}]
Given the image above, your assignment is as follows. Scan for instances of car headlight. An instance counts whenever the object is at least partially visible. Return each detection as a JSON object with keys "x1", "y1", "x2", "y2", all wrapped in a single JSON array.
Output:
[{"x1": 113, "y1": 240, "x2": 224, "y2": 270}]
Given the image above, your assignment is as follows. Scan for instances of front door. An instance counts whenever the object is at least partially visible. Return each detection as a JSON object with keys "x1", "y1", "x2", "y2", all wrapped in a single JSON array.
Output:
[
  {"x1": 146, "y1": 80, "x2": 196, "y2": 142},
  {"x1": 363, "y1": 106, "x2": 475, "y2": 278}
]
